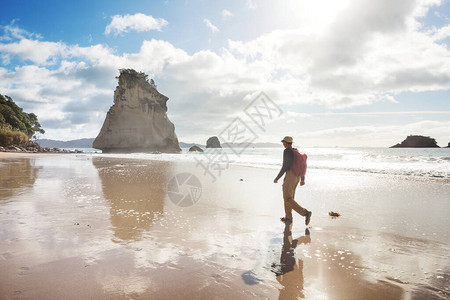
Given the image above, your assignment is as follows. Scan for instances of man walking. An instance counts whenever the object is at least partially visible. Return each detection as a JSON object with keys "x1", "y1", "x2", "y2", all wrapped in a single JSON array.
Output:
[{"x1": 273, "y1": 136, "x2": 312, "y2": 225}]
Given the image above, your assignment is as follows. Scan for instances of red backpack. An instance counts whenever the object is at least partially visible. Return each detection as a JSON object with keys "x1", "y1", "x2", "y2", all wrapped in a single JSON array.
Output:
[{"x1": 291, "y1": 148, "x2": 307, "y2": 177}]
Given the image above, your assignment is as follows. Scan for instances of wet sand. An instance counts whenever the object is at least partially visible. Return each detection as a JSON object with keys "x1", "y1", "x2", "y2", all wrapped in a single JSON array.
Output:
[{"x1": 0, "y1": 154, "x2": 449, "y2": 299}]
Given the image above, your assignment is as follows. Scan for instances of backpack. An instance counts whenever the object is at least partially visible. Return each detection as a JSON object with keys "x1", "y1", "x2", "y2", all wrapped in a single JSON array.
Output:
[{"x1": 291, "y1": 148, "x2": 307, "y2": 177}]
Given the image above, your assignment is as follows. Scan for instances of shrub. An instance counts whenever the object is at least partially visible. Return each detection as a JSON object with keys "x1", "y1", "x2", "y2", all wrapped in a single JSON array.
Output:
[{"x1": 0, "y1": 126, "x2": 29, "y2": 146}]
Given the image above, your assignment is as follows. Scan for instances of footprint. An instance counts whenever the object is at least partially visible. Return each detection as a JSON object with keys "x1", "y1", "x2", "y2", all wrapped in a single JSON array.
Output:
[
  {"x1": 2, "y1": 252, "x2": 13, "y2": 260},
  {"x1": 18, "y1": 266, "x2": 31, "y2": 276}
]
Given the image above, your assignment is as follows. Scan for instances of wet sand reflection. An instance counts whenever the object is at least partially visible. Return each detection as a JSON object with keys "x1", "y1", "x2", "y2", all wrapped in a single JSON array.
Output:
[
  {"x1": 0, "y1": 156, "x2": 447, "y2": 299},
  {"x1": 0, "y1": 158, "x2": 41, "y2": 200},
  {"x1": 92, "y1": 157, "x2": 172, "y2": 242}
]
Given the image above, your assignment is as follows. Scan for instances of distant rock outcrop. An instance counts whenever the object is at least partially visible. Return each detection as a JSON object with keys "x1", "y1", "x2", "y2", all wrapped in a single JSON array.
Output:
[
  {"x1": 206, "y1": 136, "x2": 221, "y2": 148},
  {"x1": 390, "y1": 135, "x2": 440, "y2": 148},
  {"x1": 188, "y1": 145, "x2": 203, "y2": 152},
  {"x1": 446, "y1": 142, "x2": 450, "y2": 148},
  {"x1": 36, "y1": 138, "x2": 94, "y2": 148},
  {"x1": 93, "y1": 69, "x2": 181, "y2": 153}
]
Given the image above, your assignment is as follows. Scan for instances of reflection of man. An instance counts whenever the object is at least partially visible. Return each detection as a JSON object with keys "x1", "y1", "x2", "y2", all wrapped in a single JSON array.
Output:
[
  {"x1": 272, "y1": 223, "x2": 311, "y2": 299},
  {"x1": 274, "y1": 136, "x2": 311, "y2": 225}
]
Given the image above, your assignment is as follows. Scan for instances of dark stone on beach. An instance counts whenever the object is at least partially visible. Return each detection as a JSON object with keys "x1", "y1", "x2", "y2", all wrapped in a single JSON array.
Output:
[
  {"x1": 188, "y1": 145, "x2": 203, "y2": 152},
  {"x1": 390, "y1": 135, "x2": 440, "y2": 148},
  {"x1": 206, "y1": 136, "x2": 221, "y2": 148},
  {"x1": 0, "y1": 140, "x2": 83, "y2": 154}
]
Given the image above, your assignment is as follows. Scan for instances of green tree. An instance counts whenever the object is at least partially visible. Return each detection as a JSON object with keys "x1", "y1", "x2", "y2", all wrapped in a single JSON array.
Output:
[
  {"x1": 0, "y1": 94, "x2": 45, "y2": 139},
  {"x1": 28, "y1": 113, "x2": 45, "y2": 136}
]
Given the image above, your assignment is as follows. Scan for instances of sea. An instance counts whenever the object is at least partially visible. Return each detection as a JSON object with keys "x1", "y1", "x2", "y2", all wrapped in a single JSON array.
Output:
[{"x1": 70, "y1": 147, "x2": 450, "y2": 180}]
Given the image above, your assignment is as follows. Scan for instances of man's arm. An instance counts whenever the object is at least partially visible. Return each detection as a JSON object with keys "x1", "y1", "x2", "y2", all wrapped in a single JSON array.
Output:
[{"x1": 274, "y1": 148, "x2": 293, "y2": 182}]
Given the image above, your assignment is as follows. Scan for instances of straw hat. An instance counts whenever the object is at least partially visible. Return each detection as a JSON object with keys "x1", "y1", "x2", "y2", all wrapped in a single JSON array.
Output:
[{"x1": 281, "y1": 136, "x2": 293, "y2": 143}]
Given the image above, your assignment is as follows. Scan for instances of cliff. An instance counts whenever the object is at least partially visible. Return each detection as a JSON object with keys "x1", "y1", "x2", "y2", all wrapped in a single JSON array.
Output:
[
  {"x1": 390, "y1": 135, "x2": 440, "y2": 148},
  {"x1": 93, "y1": 69, "x2": 181, "y2": 153}
]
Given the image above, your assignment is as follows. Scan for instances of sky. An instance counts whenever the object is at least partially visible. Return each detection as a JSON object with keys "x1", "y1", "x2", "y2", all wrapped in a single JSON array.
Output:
[{"x1": 0, "y1": 0, "x2": 449, "y2": 147}]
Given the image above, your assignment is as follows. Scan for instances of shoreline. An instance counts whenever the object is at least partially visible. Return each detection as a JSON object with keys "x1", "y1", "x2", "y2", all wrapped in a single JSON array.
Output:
[
  {"x1": 1, "y1": 154, "x2": 449, "y2": 299},
  {"x1": 2, "y1": 150, "x2": 449, "y2": 186},
  {"x1": 0, "y1": 152, "x2": 63, "y2": 157},
  {"x1": 3, "y1": 150, "x2": 448, "y2": 183}
]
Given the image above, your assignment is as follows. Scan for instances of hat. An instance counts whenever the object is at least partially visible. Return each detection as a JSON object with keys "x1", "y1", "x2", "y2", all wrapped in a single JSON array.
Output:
[{"x1": 281, "y1": 136, "x2": 293, "y2": 143}]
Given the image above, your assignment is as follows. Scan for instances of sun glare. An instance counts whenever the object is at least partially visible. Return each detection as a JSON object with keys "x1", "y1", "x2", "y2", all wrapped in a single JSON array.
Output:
[{"x1": 278, "y1": 0, "x2": 350, "y2": 33}]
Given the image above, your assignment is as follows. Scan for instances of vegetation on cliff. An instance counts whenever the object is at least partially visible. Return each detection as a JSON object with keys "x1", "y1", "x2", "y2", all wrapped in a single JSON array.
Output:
[
  {"x1": 116, "y1": 68, "x2": 158, "y2": 90},
  {"x1": 0, "y1": 94, "x2": 45, "y2": 146}
]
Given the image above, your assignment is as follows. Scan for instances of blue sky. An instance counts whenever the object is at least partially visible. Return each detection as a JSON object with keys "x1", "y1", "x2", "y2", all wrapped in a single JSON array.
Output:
[{"x1": 1, "y1": 0, "x2": 449, "y2": 147}]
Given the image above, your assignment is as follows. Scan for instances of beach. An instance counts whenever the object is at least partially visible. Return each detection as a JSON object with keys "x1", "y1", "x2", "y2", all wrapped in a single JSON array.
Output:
[{"x1": 0, "y1": 153, "x2": 449, "y2": 299}]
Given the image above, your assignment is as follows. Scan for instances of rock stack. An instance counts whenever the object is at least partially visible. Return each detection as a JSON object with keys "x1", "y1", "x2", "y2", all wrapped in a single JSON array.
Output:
[{"x1": 93, "y1": 69, "x2": 181, "y2": 153}]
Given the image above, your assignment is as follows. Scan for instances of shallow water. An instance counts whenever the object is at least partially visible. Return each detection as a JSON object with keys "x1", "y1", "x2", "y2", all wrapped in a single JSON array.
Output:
[
  {"x1": 83, "y1": 147, "x2": 450, "y2": 180},
  {"x1": 0, "y1": 154, "x2": 449, "y2": 299}
]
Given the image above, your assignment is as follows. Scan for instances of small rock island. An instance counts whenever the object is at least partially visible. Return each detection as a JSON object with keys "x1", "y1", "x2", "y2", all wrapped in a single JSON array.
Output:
[
  {"x1": 206, "y1": 136, "x2": 221, "y2": 148},
  {"x1": 93, "y1": 69, "x2": 181, "y2": 153},
  {"x1": 390, "y1": 135, "x2": 440, "y2": 148},
  {"x1": 188, "y1": 145, "x2": 203, "y2": 152}
]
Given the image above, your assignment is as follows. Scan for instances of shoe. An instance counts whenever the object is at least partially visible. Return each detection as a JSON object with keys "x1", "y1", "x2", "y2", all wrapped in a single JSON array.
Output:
[
  {"x1": 305, "y1": 211, "x2": 312, "y2": 226},
  {"x1": 280, "y1": 217, "x2": 292, "y2": 224}
]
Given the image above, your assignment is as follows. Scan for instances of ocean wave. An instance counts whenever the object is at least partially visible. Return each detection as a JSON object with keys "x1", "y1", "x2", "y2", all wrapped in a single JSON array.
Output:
[{"x1": 89, "y1": 147, "x2": 450, "y2": 180}]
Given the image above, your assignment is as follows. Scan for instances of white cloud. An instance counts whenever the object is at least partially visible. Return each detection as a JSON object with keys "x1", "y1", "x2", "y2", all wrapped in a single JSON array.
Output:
[
  {"x1": 0, "y1": 39, "x2": 66, "y2": 65},
  {"x1": 0, "y1": 20, "x2": 41, "y2": 41},
  {"x1": 105, "y1": 13, "x2": 168, "y2": 36},
  {"x1": 431, "y1": 24, "x2": 450, "y2": 41},
  {"x1": 221, "y1": 9, "x2": 233, "y2": 19},
  {"x1": 314, "y1": 111, "x2": 450, "y2": 116},
  {"x1": 227, "y1": 0, "x2": 450, "y2": 108},
  {"x1": 247, "y1": 0, "x2": 258, "y2": 10},
  {"x1": 203, "y1": 19, "x2": 219, "y2": 33}
]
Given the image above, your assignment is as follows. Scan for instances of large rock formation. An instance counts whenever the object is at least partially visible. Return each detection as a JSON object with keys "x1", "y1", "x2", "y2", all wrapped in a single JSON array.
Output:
[
  {"x1": 390, "y1": 135, "x2": 440, "y2": 148},
  {"x1": 206, "y1": 136, "x2": 221, "y2": 148},
  {"x1": 93, "y1": 69, "x2": 181, "y2": 153}
]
